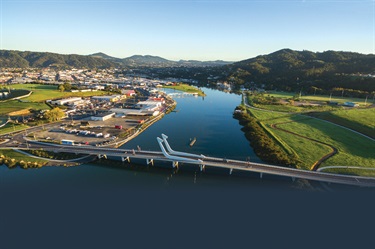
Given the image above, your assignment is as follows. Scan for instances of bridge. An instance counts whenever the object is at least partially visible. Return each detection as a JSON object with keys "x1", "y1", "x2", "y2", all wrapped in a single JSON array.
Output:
[
  {"x1": 166, "y1": 92, "x2": 199, "y2": 97},
  {"x1": 23, "y1": 134, "x2": 375, "y2": 187}
]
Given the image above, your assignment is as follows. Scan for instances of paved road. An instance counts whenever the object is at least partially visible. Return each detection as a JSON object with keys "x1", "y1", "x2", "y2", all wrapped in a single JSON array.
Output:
[{"x1": 11, "y1": 141, "x2": 375, "y2": 187}]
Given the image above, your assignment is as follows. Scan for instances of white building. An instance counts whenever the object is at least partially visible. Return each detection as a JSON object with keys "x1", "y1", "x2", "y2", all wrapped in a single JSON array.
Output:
[
  {"x1": 110, "y1": 108, "x2": 159, "y2": 117},
  {"x1": 49, "y1": 97, "x2": 82, "y2": 106},
  {"x1": 135, "y1": 101, "x2": 161, "y2": 111},
  {"x1": 90, "y1": 112, "x2": 115, "y2": 121}
]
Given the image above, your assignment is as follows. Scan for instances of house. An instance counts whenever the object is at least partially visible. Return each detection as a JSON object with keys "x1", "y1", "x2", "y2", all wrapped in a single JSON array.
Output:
[{"x1": 121, "y1": 89, "x2": 136, "y2": 97}]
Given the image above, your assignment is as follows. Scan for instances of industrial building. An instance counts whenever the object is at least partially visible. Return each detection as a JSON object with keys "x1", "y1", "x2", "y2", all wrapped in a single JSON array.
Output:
[
  {"x1": 49, "y1": 97, "x2": 82, "y2": 106},
  {"x1": 91, "y1": 95, "x2": 126, "y2": 102},
  {"x1": 90, "y1": 112, "x2": 116, "y2": 121},
  {"x1": 110, "y1": 108, "x2": 159, "y2": 117}
]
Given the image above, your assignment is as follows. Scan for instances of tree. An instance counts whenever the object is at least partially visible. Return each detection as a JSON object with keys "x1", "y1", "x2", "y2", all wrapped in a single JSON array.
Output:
[
  {"x1": 63, "y1": 82, "x2": 72, "y2": 91},
  {"x1": 44, "y1": 107, "x2": 65, "y2": 122},
  {"x1": 58, "y1": 84, "x2": 65, "y2": 92}
]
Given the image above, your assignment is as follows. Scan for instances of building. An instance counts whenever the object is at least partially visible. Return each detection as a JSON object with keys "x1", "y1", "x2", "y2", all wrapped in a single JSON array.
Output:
[
  {"x1": 49, "y1": 97, "x2": 82, "y2": 106},
  {"x1": 90, "y1": 112, "x2": 115, "y2": 121},
  {"x1": 110, "y1": 108, "x2": 159, "y2": 117},
  {"x1": 91, "y1": 95, "x2": 125, "y2": 103},
  {"x1": 121, "y1": 89, "x2": 136, "y2": 97},
  {"x1": 135, "y1": 101, "x2": 161, "y2": 111}
]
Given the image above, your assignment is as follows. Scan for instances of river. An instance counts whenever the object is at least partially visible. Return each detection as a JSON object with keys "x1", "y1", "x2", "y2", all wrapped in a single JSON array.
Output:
[
  {"x1": 2, "y1": 87, "x2": 372, "y2": 249},
  {"x1": 0, "y1": 87, "x2": 303, "y2": 191}
]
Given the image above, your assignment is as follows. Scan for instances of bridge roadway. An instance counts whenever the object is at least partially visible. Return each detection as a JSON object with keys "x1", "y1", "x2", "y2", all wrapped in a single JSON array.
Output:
[{"x1": 27, "y1": 140, "x2": 375, "y2": 187}]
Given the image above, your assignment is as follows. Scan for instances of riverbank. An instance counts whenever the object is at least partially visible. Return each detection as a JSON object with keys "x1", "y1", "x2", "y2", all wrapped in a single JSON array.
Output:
[
  {"x1": 163, "y1": 83, "x2": 206, "y2": 96},
  {"x1": 0, "y1": 93, "x2": 177, "y2": 168},
  {"x1": 243, "y1": 92, "x2": 375, "y2": 174}
]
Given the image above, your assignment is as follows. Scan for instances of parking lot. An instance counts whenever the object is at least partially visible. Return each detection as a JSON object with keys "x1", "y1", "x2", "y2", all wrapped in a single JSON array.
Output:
[{"x1": 35, "y1": 117, "x2": 143, "y2": 146}]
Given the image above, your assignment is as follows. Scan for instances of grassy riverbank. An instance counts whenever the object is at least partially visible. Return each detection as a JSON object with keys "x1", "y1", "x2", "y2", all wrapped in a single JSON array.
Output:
[
  {"x1": 163, "y1": 83, "x2": 206, "y2": 96},
  {"x1": 241, "y1": 92, "x2": 375, "y2": 175},
  {"x1": 0, "y1": 149, "x2": 48, "y2": 169},
  {"x1": 245, "y1": 104, "x2": 375, "y2": 174}
]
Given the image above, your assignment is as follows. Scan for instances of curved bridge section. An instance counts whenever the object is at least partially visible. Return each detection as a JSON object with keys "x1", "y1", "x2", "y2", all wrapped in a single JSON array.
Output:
[{"x1": 23, "y1": 134, "x2": 375, "y2": 187}]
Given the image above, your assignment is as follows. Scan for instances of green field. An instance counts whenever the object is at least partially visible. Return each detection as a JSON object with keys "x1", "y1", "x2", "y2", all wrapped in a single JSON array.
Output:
[
  {"x1": 248, "y1": 107, "x2": 375, "y2": 173},
  {"x1": 10, "y1": 84, "x2": 108, "y2": 102},
  {"x1": 0, "y1": 123, "x2": 30, "y2": 135},
  {"x1": 163, "y1": 83, "x2": 206, "y2": 96},
  {"x1": 247, "y1": 94, "x2": 342, "y2": 113},
  {"x1": 308, "y1": 108, "x2": 375, "y2": 139},
  {"x1": 267, "y1": 91, "x2": 373, "y2": 106},
  {"x1": 321, "y1": 168, "x2": 375, "y2": 177},
  {"x1": 0, "y1": 149, "x2": 47, "y2": 163},
  {"x1": 0, "y1": 100, "x2": 50, "y2": 115}
]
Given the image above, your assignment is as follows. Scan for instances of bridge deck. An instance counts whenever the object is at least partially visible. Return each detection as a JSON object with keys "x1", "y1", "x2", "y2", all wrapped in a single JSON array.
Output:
[{"x1": 26, "y1": 140, "x2": 375, "y2": 187}]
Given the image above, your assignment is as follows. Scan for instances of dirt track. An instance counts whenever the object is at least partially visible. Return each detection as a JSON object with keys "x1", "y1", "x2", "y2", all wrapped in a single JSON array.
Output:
[{"x1": 270, "y1": 121, "x2": 338, "y2": 171}]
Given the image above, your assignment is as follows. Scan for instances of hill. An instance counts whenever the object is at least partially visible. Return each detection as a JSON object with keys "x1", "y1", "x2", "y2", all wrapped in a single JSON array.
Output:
[
  {"x1": 0, "y1": 50, "x2": 118, "y2": 69},
  {"x1": 89, "y1": 52, "x2": 233, "y2": 68},
  {"x1": 225, "y1": 49, "x2": 375, "y2": 93}
]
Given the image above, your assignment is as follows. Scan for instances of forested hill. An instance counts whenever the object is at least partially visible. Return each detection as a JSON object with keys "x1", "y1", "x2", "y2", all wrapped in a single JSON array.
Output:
[
  {"x1": 226, "y1": 49, "x2": 375, "y2": 93},
  {"x1": 0, "y1": 50, "x2": 118, "y2": 69},
  {"x1": 90, "y1": 52, "x2": 233, "y2": 68}
]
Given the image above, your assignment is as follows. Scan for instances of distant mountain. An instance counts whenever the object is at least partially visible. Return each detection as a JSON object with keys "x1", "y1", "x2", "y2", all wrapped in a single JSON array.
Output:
[
  {"x1": 90, "y1": 52, "x2": 124, "y2": 64},
  {"x1": 0, "y1": 50, "x2": 117, "y2": 69},
  {"x1": 89, "y1": 52, "x2": 233, "y2": 68},
  {"x1": 225, "y1": 49, "x2": 375, "y2": 92}
]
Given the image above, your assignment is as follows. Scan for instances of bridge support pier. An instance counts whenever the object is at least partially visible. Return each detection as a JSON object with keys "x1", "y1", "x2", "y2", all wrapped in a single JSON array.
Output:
[
  {"x1": 122, "y1": 156, "x2": 130, "y2": 163},
  {"x1": 292, "y1": 177, "x2": 295, "y2": 182},
  {"x1": 229, "y1": 168, "x2": 233, "y2": 175},
  {"x1": 260, "y1": 172, "x2": 263, "y2": 179},
  {"x1": 146, "y1": 159, "x2": 154, "y2": 166},
  {"x1": 172, "y1": 161, "x2": 179, "y2": 168},
  {"x1": 98, "y1": 154, "x2": 107, "y2": 159},
  {"x1": 200, "y1": 165, "x2": 205, "y2": 172}
]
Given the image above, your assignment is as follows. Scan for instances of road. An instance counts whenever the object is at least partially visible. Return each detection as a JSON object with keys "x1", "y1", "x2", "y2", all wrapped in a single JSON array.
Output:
[{"x1": 8, "y1": 140, "x2": 375, "y2": 187}]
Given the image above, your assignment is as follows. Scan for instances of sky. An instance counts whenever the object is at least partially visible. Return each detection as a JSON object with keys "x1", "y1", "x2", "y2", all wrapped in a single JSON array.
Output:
[{"x1": 0, "y1": 0, "x2": 374, "y2": 61}]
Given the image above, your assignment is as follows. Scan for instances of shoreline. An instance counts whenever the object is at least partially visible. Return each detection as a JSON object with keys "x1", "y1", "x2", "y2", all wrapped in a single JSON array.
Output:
[{"x1": 0, "y1": 93, "x2": 177, "y2": 168}]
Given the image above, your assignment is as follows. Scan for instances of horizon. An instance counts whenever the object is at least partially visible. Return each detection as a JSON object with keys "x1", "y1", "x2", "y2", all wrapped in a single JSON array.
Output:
[
  {"x1": 1, "y1": 0, "x2": 374, "y2": 61},
  {"x1": 2, "y1": 47, "x2": 375, "y2": 63}
]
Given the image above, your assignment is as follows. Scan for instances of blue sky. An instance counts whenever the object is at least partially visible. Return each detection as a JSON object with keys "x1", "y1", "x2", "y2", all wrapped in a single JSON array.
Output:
[{"x1": 1, "y1": 0, "x2": 374, "y2": 61}]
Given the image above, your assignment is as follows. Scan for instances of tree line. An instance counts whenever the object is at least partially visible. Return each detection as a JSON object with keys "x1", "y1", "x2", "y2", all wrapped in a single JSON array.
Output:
[{"x1": 233, "y1": 106, "x2": 299, "y2": 168}]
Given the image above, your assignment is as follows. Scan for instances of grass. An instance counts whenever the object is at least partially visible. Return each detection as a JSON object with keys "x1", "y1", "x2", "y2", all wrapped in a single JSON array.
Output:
[
  {"x1": 10, "y1": 84, "x2": 109, "y2": 102},
  {"x1": 307, "y1": 108, "x2": 375, "y2": 139},
  {"x1": 0, "y1": 100, "x2": 50, "y2": 115},
  {"x1": 0, "y1": 149, "x2": 47, "y2": 163},
  {"x1": 163, "y1": 83, "x2": 206, "y2": 96},
  {"x1": 276, "y1": 118, "x2": 375, "y2": 169},
  {"x1": 322, "y1": 168, "x2": 375, "y2": 177},
  {"x1": 267, "y1": 91, "x2": 373, "y2": 106},
  {"x1": 0, "y1": 123, "x2": 30, "y2": 135},
  {"x1": 248, "y1": 95, "x2": 342, "y2": 113},
  {"x1": 247, "y1": 107, "x2": 375, "y2": 173}
]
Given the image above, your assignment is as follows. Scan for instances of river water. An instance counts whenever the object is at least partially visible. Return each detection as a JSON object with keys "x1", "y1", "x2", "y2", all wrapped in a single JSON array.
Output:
[
  {"x1": 2, "y1": 88, "x2": 372, "y2": 249},
  {"x1": 0, "y1": 87, "x2": 302, "y2": 191}
]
